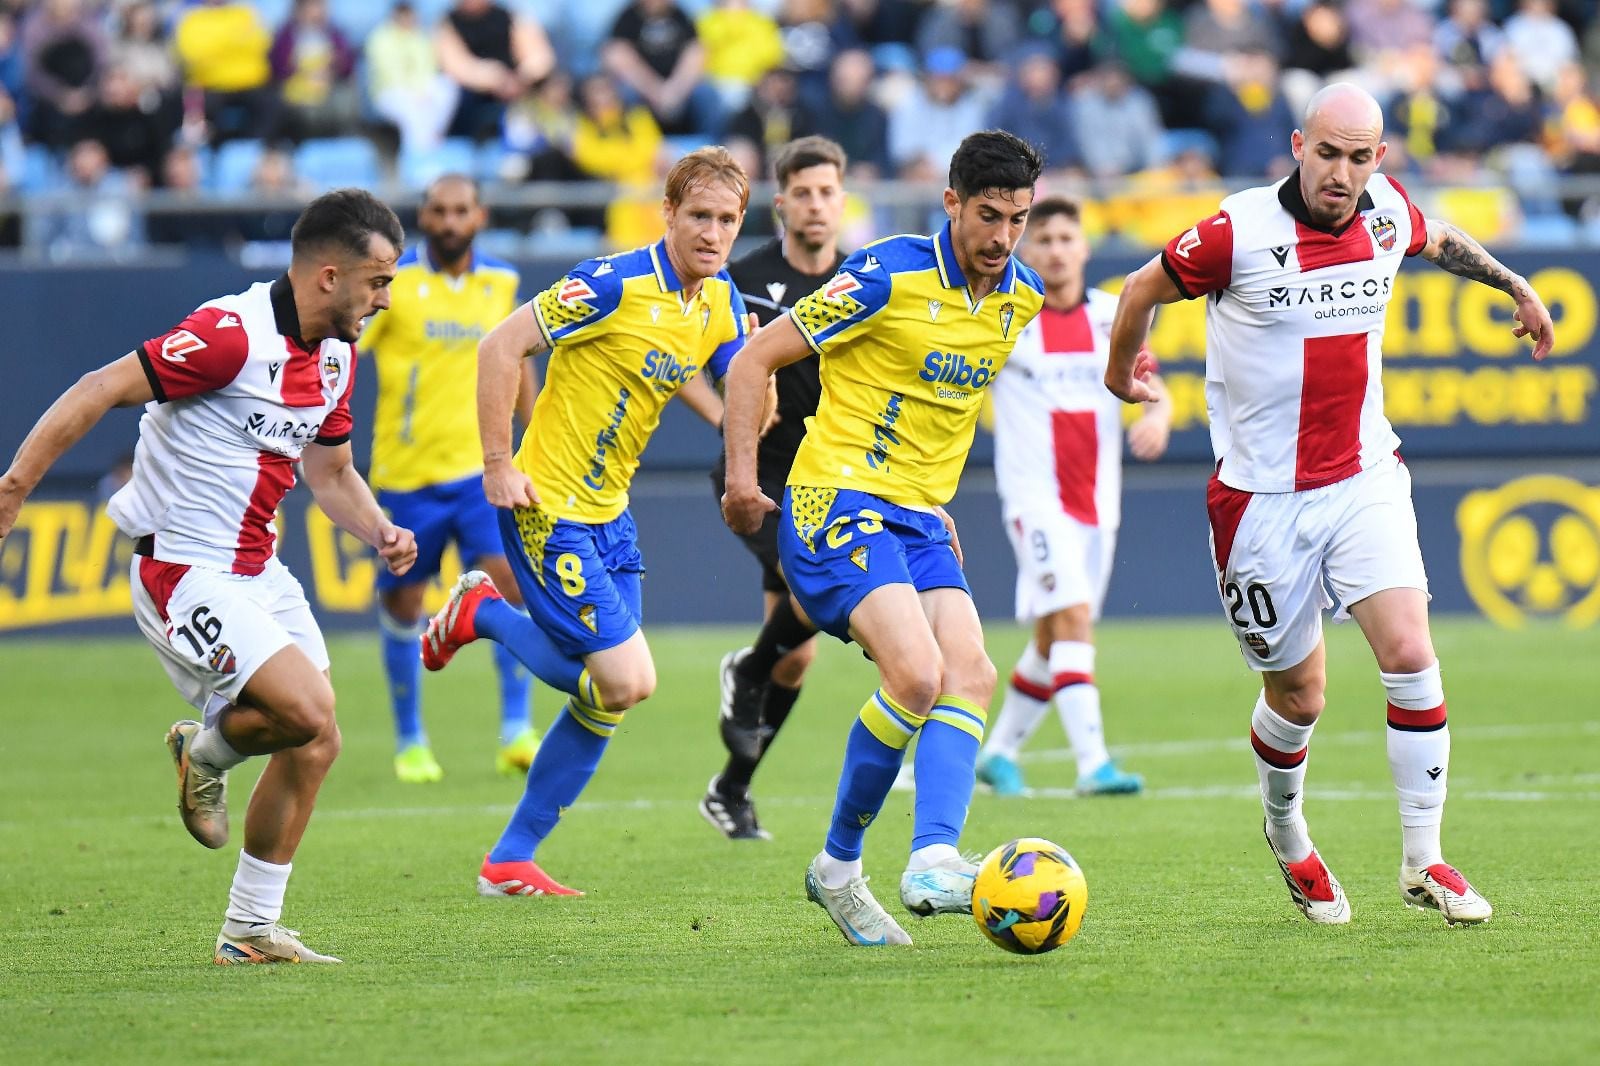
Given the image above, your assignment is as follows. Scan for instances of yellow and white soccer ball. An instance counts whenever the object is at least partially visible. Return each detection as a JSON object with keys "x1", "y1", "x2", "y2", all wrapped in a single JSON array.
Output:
[{"x1": 971, "y1": 837, "x2": 1088, "y2": 955}]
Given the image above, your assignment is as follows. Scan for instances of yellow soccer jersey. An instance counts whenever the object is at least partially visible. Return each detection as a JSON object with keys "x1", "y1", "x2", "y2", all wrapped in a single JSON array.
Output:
[
  {"x1": 517, "y1": 239, "x2": 749, "y2": 523},
  {"x1": 787, "y1": 223, "x2": 1045, "y2": 507},
  {"x1": 363, "y1": 246, "x2": 521, "y2": 492}
]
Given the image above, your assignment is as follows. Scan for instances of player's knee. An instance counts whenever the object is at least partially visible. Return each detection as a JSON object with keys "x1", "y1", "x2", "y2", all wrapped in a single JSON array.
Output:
[
  {"x1": 1375, "y1": 637, "x2": 1436, "y2": 677},
  {"x1": 274, "y1": 682, "x2": 336, "y2": 747},
  {"x1": 944, "y1": 650, "x2": 998, "y2": 705},
  {"x1": 772, "y1": 640, "x2": 817, "y2": 687},
  {"x1": 1276, "y1": 685, "x2": 1325, "y2": 723},
  {"x1": 597, "y1": 666, "x2": 656, "y2": 712},
  {"x1": 881, "y1": 661, "x2": 942, "y2": 717}
]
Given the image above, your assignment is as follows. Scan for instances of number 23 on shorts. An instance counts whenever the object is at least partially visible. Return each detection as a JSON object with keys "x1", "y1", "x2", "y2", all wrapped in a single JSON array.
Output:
[{"x1": 823, "y1": 508, "x2": 884, "y2": 549}]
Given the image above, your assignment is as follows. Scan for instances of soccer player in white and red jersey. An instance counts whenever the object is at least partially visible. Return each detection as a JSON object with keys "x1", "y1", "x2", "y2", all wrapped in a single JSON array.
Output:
[
  {"x1": 0, "y1": 190, "x2": 417, "y2": 964},
  {"x1": 1107, "y1": 84, "x2": 1555, "y2": 927},
  {"x1": 976, "y1": 196, "x2": 1171, "y2": 799}
]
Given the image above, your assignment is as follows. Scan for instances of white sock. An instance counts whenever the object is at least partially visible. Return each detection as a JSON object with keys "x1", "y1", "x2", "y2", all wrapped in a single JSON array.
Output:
[
  {"x1": 1048, "y1": 642, "x2": 1109, "y2": 776},
  {"x1": 982, "y1": 644, "x2": 1052, "y2": 761},
  {"x1": 191, "y1": 724, "x2": 246, "y2": 774},
  {"x1": 815, "y1": 850, "x2": 862, "y2": 890},
  {"x1": 1383, "y1": 662, "x2": 1449, "y2": 869},
  {"x1": 1250, "y1": 692, "x2": 1316, "y2": 862},
  {"x1": 223, "y1": 850, "x2": 291, "y2": 934},
  {"x1": 905, "y1": 842, "x2": 960, "y2": 872}
]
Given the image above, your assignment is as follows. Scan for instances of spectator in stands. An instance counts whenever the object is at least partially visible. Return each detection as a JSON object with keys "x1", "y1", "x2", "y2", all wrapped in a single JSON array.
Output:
[
  {"x1": 268, "y1": 0, "x2": 359, "y2": 144},
  {"x1": 916, "y1": 0, "x2": 1026, "y2": 79},
  {"x1": 1549, "y1": 63, "x2": 1600, "y2": 216},
  {"x1": 570, "y1": 72, "x2": 665, "y2": 247},
  {"x1": 1071, "y1": 60, "x2": 1165, "y2": 177},
  {"x1": 1503, "y1": 0, "x2": 1578, "y2": 96},
  {"x1": 888, "y1": 47, "x2": 986, "y2": 180},
  {"x1": 1201, "y1": 50, "x2": 1295, "y2": 178},
  {"x1": 110, "y1": 2, "x2": 177, "y2": 97},
  {"x1": 837, "y1": 0, "x2": 923, "y2": 50},
  {"x1": 603, "y1": 0, "x2": 718, "y2": 136},
  {"x1": 0, "y1": 9, "x2": 22, "y2": 102},
  {"x1": 1385, "y1": 44, "x2": 1450, "y2": 175},
  {"x1": 1099, "y1": 0, "x2": 1185, "y2": 124},
  {"x1": 823, "y1": 47, "x2": 890, "y2": 177},
  {"x1": 43, "y1": 138, "x2": 144, "y2": 261},
  {"x1": 1175, "y1": 0, "x2": 1283, "y2": 86},
  {"x1": 1030, "y1": 0, "x2": 1102, "y2": 85},
  {"x1": 1279, "y1": 0, "x2": 1354, "y2": 116},
  {"x1": 1345, "y1": 0, "x2": 1435, "y2": 76},
  {"x1": 161, "y1": 142, "x2": 203, "y2": 196},
  {"x1": 237, "y1": 146, "x2": 305, "y2": 242},
  {"x1": 727, "y1": 67, "x2": 818, "y2": 178},
  {"x1": 1438, "y1": 48, "x2": 1545, "y2": 158},
  {"x1": 698, "y1": 0, "x2": 785, "y2": 109},
  {"x1": 367, "y1": 0, "x2": 458, "y2": 158},
  {"x1": 83, "y1": 61, "x2": 174, "y2": 187},
  {"x1": 989, "y1": 44, "x2": 1080, "y2": 174},
  {"x1": 174, "y1": 0, "x2": 274, "y2": 143},
  {"x1": 777, "y1": 0, "x2": 859, "y2": 110},
  {"x1": 437, "y1": 0, "x2": 556, "y2": 143},
  {"x1": 1434, "y1": 0, "x2": 1504, "y2": 94},
  {"x1": 21, "y1": 0, "x2": 106, "y2": 148}
]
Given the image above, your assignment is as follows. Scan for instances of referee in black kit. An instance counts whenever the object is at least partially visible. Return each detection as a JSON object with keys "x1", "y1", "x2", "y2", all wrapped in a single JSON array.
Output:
[{"x1": 702, "y1": 136, "x2": 849, "y2": 840}]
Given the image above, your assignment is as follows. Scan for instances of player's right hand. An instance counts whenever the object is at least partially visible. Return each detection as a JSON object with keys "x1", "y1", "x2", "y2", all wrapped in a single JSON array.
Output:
[
  {"x1": 1106, "y1": 347, "x2": 1162, "y2": 404},
  {"x1": 721, "y1": 483, "x2": 777, "y2": 536},
  {"x1": 484, "y1": 463, "x2": 540, "y2": 510}
]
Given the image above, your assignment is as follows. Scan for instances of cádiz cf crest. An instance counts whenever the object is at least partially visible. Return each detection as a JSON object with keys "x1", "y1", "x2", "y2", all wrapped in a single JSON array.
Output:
[{"x1": 1000, "y1": 301, "x2": 1016, "y2": 339}]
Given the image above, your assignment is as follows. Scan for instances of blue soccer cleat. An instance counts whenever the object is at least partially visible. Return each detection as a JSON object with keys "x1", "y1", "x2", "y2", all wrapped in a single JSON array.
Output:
[
  {"x1": 1076, "y1": 759, "x2": 1144, "y2": 796},
  {"x1": 976, "y1": 752, "x2": 1027, "y2": 797}
]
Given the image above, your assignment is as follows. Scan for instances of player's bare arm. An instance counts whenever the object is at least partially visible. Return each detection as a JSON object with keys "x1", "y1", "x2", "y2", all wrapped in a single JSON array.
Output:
[
  {"x1": 721, "y1": 314, "x2": 812, "y2": 534},
  {"x1": 478, "y1": 301, "x2": 549, "y2": 509},
  {"x1": 1126, "y1": 372, "x2": 1173, "y2": 461},
  {"x1": 1106, "y1": 258, "x2": 1182, "y2": 404},
  {"x1": 515, "y1": 357, "x2": 540, "y2": 428},
  {"x1": 301, "y1": 440, "x2": 417, "y2": 576},
  {"x1": 1418, "y1": 218, "x2": 1555, "y2": 360},
  {"x1": 0, "y1": 352, "x2": 154, "y2": 539}
]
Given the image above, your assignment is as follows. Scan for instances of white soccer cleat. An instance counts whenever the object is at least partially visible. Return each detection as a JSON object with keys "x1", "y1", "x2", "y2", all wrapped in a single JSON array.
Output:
[
  {"x1": 1400, "y1": 862, "x2": 1493, "y2": 926},
  {"x1": 215, "y1": 924, "x2": 341, "y2": 964},
  {"x1": 900, "y1": 853, "x2": 979, "y2": 917},
  {"x1": 1264, "y1": 823, "x2": 1351, "y2": 925},
  {"x1": 805, "y1": 855, "x2": 912, "y2": 947}
]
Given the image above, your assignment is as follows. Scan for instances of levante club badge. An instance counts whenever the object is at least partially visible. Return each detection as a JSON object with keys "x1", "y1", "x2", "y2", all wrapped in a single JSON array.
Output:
[{"x1": 1369, "y1": 215, "x2": 1398, "y2": 252}]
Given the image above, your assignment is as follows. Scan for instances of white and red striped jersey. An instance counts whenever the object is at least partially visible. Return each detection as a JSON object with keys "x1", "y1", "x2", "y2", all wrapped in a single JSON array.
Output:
[
  {"x1": 107, "y1": 277, "x2": 356, "y2": 575},
  {"x1": 993, "y1": 288, "x2": 1126, "y2": 529},
  {"x1": 1161, "y1": 171, "x2": 1427, "y2": 493}
]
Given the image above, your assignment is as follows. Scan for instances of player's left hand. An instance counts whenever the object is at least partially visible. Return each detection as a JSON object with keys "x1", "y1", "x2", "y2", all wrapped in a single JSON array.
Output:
[
  {"x1": 935, "y1": 506, "x2": 963, "y2": 567},
  {"x1": 376, "y1": 521, "x2": 417, "y2": 577},
  {"x1": 1512, "y1": 286, "x2": 1556, "y2": 360},
  {"x1": 1127, "y1": 411, "x2": 1171, "y2": 461}
]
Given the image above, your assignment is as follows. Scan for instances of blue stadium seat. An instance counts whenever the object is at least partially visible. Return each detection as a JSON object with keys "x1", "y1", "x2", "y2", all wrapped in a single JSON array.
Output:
[
  {"x1": 475, "y1": 228, "x2": 527, "y2": 260},
  {"x1": 400, "y1": 137, "x2": 475, "y2": 190},
  {"x1": 295, "y1": 137, "x2": 382, "y2": 193},
  {"x1": 212, "y1": 139, "x2": 265, "y2": 194},
  {"x1": 473, "y1": 140, "x2": 510, "y2": 183},
  {"x1": 1520, "y1": 213, "x2": 1581, "y2": 248}
]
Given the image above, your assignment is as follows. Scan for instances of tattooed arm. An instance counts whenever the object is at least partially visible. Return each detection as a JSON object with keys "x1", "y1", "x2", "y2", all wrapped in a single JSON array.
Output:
[{"x1": 1417, "y1": 218, "x2": 1556, "y2": 360}]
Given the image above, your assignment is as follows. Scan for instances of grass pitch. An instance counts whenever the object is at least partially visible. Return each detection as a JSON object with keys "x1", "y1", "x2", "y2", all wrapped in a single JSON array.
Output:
[{"x1": 1, "y1": 618, "x2": 1596, "y2": 1065}]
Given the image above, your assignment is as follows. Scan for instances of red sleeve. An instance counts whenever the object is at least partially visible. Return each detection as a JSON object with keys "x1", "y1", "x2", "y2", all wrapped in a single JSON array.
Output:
[
  {"x1": 138, "y1": 306, "x2": 250, "y2": 402},
  {"x1": 314, "y1": 345, "x2": 356, "y2": 445},
  {"x1": 1386, "y1": 176, "x2": 1429, "y2": 256},
  {"x1": 1160, "y1": 211, "x2": 1234, "y2": 300}
]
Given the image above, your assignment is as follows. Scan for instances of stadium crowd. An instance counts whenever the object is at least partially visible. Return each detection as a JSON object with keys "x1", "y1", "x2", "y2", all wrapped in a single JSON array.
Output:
[{"x1": 3, "y1": 0, "x2": 1600, "y2": 256}]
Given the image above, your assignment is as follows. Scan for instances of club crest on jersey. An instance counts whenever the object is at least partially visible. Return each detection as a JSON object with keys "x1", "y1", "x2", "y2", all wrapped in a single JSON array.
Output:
[
  {"x1": 579, "y1": 605, "x2": 597, "y2": 633},
  {"x1": 208, "y1": 644, "x2": 237, "y2": 674},
  {"x1": 160, "y1": 330, "x2": 206, "y2": 363},
  {"x1": 558, "y1": 277, "x2": 596, "y2": 305},
  {"x1": 322, "y1": 353, "x2": 341, "y2": 382},
  {"x1": 1245, "y1": 632, "x2": 1270, "y2": 657},
  {"x1": 1369, "y1": 215, "x2": 1398, "y2": 252},
  {"x1": 701, "y1": 305, "x2": 711, "y2": 333},
  {"x1": 850, "y1": 545, "x2": 870, "y2": 572},
  {"x1": 928, "y1": 299, "x2": 943, "y2": 322},
  {"x1": 824, "y1": 273, "x2": 861, "y2": 300},
  {"x1": 1000, "y1": 301, "x2": 1015, "y2": 339}
]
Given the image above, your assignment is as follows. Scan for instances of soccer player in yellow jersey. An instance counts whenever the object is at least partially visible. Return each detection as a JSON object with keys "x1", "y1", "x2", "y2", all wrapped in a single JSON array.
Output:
[
  {"x1": 421, "y1": 147, "x2": 756, "y2": 897},
  {"x1": 362, "y1": 174, "x2": 540, "y2": 783},
  {"x1": 722, "y1": 131, "x2": 1049, "y2": 946}
]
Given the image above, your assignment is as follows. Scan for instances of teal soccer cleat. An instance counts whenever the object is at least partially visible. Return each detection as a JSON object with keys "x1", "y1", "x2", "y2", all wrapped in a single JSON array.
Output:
[
  {"x1": 976, "y1": 752, "x2": 1028, "y2": 796},
  {"x1": 1076, "y1": 759, "x2": 1144, "y2": 796}
]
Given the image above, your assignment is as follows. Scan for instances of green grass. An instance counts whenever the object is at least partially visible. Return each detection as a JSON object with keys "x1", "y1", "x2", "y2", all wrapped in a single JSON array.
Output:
[{"x1": 1, "y1": 619, "x2": 1596, "y2": 1065}]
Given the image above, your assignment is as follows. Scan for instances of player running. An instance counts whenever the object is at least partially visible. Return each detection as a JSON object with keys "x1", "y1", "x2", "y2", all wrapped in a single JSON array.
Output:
[
  {"x1": 0, "y1": 191, "x2": 417, "y2": 963},
  {"x1": 363, "y1": 173, "x2": 541, "y2": 783},
  {"x1": 702, "y1": 135, "x2": 848, "y2": 841},
  {"x1": 722, "y1": 130, "x2": 1046, "y2": 947},
  {"x1": 421, "y1": 147, "x2": 756, "y2": 898},
  {"x1": 976, "y1": 195, "x2": 1170, "y2": 798},
  {"x1": 1107, "y1": 83, "x2": 1555, "y2": 927}
]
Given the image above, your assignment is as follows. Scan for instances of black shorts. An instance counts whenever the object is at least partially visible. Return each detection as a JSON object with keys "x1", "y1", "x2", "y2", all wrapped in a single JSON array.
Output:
[{"x1": 709, "y1": 468, "x2": 788, "y2": 594}]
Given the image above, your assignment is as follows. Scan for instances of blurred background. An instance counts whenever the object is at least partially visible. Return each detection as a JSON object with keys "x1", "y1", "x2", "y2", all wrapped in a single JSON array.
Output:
[{"x1": 0, "y1": 0, "x2": 1596, "y2": 637}]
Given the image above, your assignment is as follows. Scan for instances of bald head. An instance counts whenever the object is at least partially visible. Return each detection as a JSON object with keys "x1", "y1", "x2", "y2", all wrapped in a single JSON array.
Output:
[
  {"x1": 1302, "y1": 82, "x2": 1384, "y2": 141},
  {"x1": 1293, "y1": 81, "x2": 1388, "y2": 228}
]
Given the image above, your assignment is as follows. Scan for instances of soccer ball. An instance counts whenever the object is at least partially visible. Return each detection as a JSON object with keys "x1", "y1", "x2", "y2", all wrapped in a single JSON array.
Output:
[{"x1": 971, "y1": 837, "x2": 1088, "y2": 955}]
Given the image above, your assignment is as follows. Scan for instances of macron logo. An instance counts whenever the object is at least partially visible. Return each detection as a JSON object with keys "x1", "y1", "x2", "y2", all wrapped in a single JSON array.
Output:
[
  {"x1": 217, "y1": 314, "x2": 241, "y2": 329},
  {"x1": 161, "y1": 330, "x2": 206, "y2": 363}
]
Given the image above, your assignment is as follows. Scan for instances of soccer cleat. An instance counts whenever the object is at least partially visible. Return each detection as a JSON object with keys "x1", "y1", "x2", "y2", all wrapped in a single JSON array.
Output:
[
  {"x1": 476, "y1": 854, "x2": 584, "y2": 897},
  {"x1": 698, "y1": 777, "x2": 772, "y2": 840},
  {"x1": 495, "y1": 728, "x2": 540, "y2": 776},
  {"x1": 421, "y1": 570, "x2": 502, "y2": 672},
  {"x1": 976, "y1": 751, "x2": 1027, "y2": 796},
  {"x1": 1076, "y1": 759, "x2": 1144, "y2": 796},
  {"x1": 805, "y1": 855, "x2": 912, "y2": 946},
  {"x1": 900, "y1": 853, "x2": 979, "y2": 917},
  {"x1": 890, "y1": 761, "x2": 916, "y2": 793},
  {"x1": 717, "y1": 648, "x2": 766, "y2": 762},
  {"x1": 1400, "y1": 862, "x2": 1493, "y2": 926},
  {"x1": 165, "y1": 720, "x2": 229, "y2": 849},
  {"x1": 215, "y1": 924, "x2": 341, "y2": 965},
  {"x1": 394, "y1": 743, "x2": 443, "y2": 783},
  {"x1": 1264, "y1": 823, "x2": 1351, "y2": 925}
]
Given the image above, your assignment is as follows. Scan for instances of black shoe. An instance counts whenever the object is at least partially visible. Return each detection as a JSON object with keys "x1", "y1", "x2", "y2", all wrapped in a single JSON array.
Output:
[
  {"x1": 718, "y1": 648, "x2": 766, "y2": 761},
  {"x1": 698, "y1": 778, "x2": 772, "y2": 841}
]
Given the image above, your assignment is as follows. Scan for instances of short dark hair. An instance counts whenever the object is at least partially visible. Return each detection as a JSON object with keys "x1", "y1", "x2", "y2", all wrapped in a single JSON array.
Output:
[
  {"x1": 290, "y1": 188, "x2": 404, "y2": 262},
  {"x1": 773, "y1": 136, "x2": 847, "y2": 187},
  {"x1": 948, "y1": 130, "x2": 1044, "y2": 200},
  {"x1": 1029, "y1": 195, "x2": 1081, "y2": 226}
]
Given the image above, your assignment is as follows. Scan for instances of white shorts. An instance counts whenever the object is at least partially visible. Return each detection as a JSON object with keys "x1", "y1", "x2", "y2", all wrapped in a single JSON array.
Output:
[
  {"x1": 130, "y1": 554, "x2": 330, "y2": 722},
  {"x1": 1206, "y1": 455, "x2": 1429, "y2": 672},
  {"x1": 1004, "y1": 509, "x2": 1117, "y2": 622}
]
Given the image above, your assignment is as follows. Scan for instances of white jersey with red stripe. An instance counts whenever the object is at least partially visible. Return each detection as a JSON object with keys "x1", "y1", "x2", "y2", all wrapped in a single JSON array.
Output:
[
  {"x1": 107, "y1": 277, "x2": 356, "y2": 575},
  {"x1": 1161, "y1": 170, "x2": 1427, "y2": 494},
  {"x1": 993, "y1": 288, "x2": 1125, "y2": 529}
]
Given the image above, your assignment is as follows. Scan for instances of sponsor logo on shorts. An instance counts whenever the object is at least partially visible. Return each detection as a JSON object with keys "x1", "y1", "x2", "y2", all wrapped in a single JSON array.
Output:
[
  {"x1": 1244, "y1": 632, "x2": 1270, "y2": 657},
  {"x1": 208, "y1": 643, "x2": 237, "y2": 674},
  {"x1": 1040, "y1": 573, "x2": 1057, "y2": 592}
]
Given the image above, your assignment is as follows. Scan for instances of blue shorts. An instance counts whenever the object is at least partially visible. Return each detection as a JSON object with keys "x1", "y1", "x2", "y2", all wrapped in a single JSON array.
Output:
[
  {"x1": 777, "y1": 486, "x2": 969, "y2": 642},
  {"x1": 376, "y1": 474, "x2": 505, "y2": 591},
  {"x1": 498, "y1": 505, "x2": 644, "y2": 659}
]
